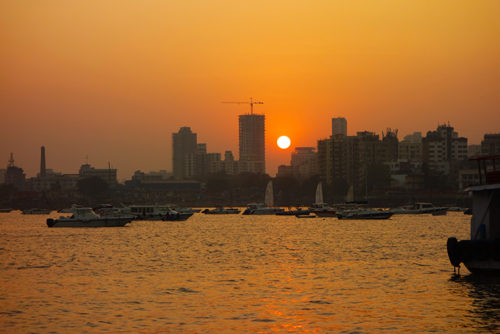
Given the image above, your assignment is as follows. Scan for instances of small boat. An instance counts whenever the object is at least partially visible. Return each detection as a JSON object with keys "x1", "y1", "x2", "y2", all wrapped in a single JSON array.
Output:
[
  {"x1": 47, "y1": 207, "x2": 133, "y2": 227},
  {"x1": 390, "y1": 203, "x2": 447, "y2": 215},
  {"x1": 242, "y1": 181, "x2": 284, "y2": 215},
  {"x1": 0, "y1": 208, "x2": 12, "y2": 213},
  {"x1": 296, "y1": 214, "x2": 316, "y2": 219},
  {"x1": 337, "y1": 209, "x2": 393, "y2": 220},
  {"x1": 447, "y1": 155, "x2": 500, "y2": 274},
  {"x1": 202, "y1": 207, "x2": 241, "y2": 214},
  {"x1": 309, "y1": 182, "x2": 336, "y2": 217},
  {"x1": 22, "y1": 208, "x2": 52, "y2": 214},
  {"x1": 276, "y1": 208, "x2": 310, "y2": 216},
  {"x1": 162, "y1": 210, "x2": 193, "y2": 221}
]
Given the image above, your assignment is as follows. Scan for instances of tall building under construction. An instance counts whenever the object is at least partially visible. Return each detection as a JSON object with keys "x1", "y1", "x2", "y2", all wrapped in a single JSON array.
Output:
[{"x1": 238, "y1": 114, "x2": 265, "y2": 174}]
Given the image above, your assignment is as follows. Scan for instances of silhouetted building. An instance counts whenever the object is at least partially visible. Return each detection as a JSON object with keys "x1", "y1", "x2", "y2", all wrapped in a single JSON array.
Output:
[
  {"x1": 223, "y1": 151, "x2": 238, "y2": 175},
  {"x1": 422, "y1": 124, "x2": 468, "y2": 174},
  {"x1": 173, "y1": 127, "x2": 197, "y2": 179},
  {"x1": 79, "y1": 164, "x2": 117, "y2": 186},
  {"x1": 399, "y1": 132, "x2": 422, "y2": 162},
  {"x1": 332, "y1": 117, "x2": 347, "y2": 137},
  {"x1": 481, "y1": 134, "x2": 500, "y2": 156},
  {"x1": 380, "y1": 129, "x2": 399, "y2": 162},
  {"x1": 290, "y1": 147, "x2": 318, "y2": 179},
  {"x1": 468, "y1": 144, "x2": 482, "y2": 158},
  {"x1": 5, "y1": 153, "x2": 25, "y2": 189},
  {"x1": 239, "y1": 114, "x2": 265, "y2": 174}
]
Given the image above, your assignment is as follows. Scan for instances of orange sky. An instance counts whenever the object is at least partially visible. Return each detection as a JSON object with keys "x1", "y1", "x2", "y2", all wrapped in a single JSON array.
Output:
[{"x1": 1, "y1": 1, "x2": 499, "y2": 179}]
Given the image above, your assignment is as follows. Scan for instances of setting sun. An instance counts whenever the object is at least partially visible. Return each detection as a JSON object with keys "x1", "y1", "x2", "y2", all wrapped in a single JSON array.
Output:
[{"x1": 277, "y1": 136, "x2": 291, "y2": 149}]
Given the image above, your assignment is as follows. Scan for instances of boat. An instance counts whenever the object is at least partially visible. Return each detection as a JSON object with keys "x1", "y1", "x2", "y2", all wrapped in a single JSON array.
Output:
[
  {"x1": 276, "y1": 208, "x2": 311, "y2": 216},
  {"x1": 46, "y1": 207, "x2": 133, "y2": 227},
  {"x1": 0, "y1": 208, "x2": 12, "y2": 213},
  {"x1": 22, "y1": 208, "x2": 52, "y2": 214},
  {"x1": 336, "y1": 209, "x2": 393, "y2": 220},
  {"x1": 242, "y1": 181, "x2": 284, "y2": 215},
  {"x1": 163, "y1": 210, "x2": 193, "y2": 221},
  {"x1": 390, "y1": 202, "x2": 447, "y2": 215},
  {"x1": 447, "y1": 155, "x2": 500, "y2": 274},
  {"x1": 202, "y1": 207, "x2": 241, "y2": 214},
  {"x1": 296, "y1": 214, "x2": 316, "y2": 219},
  {"x1": 309, "y1": 182, "x2": 336, "y2": 217}
]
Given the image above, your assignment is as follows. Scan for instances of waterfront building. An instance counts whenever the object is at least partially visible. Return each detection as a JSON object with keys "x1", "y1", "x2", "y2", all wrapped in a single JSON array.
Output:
[
  {"x1": 173, "y1": 127, "x2": 197, "y2": 179},
  {"x1": 332, "y1": 117, "x2": 347, "y2": 137},
  {"x1": 223, "y1": 151, "x2": 238, "y2": 175},
  {"x1": 468, "y1": 145, "x2": 482, "y2": 158},
  {"x1": 4, "y1": 153, "x2": 25, "y2": 189},
  {"x1": 79, "y1": 163, "x2": 117, "y2": 186},
  {"x1": 239, "y1": 114, "x2": 265, "y2": 174},
  {"x1": 422, "y1": 124, "x2": 468, "y2": 174},
  {"x1": 481, "y1": 133, "x2": 500, "y2": 156},
  {"x1": 290, "y1": 147, "x2": 318, "y2": 179},
  {"x1": 399, "y1": 132, "x2": 423, "y2": 161}
]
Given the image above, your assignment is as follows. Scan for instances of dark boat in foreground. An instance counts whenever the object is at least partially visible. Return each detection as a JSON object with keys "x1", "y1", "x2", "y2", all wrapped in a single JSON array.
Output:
[{"x1": 447, "y1": 155, "x2": 500, "y2": 274}]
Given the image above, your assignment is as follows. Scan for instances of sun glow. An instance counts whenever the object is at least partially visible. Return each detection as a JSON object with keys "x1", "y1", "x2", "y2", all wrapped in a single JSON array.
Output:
[{"x1": 277, "y1": 136, "x2": 291, "y2": 149}]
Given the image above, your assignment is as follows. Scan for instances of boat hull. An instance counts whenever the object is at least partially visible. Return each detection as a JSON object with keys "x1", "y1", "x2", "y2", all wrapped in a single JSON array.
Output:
[
  {"x1": 47, "y1": 217, "x2": 131, "y2": 227},
  {"x1": 337, "y1": 212, "x2": 393, "y2": 220},
  {"x1": 447, "y1": 238, "x2": 500, "y2": 273},
  {"x1": 313, "y1": 210, "x2": 337, "y2": 217}
]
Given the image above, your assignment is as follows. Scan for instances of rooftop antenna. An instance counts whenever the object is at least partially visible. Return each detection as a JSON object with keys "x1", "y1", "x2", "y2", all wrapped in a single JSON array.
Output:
[
  {"x1": 221, "y1": 97, "x2": 264, "y2": 115},
  {"x1": 8, "y1": 153, "x2": 14, "y2": 167}
]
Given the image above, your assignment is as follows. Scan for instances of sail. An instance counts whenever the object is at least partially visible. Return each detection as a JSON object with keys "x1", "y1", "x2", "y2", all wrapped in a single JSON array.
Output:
[
  {"x1": 264, "y1": 181, "x2": 274, "y2": 207},
  {"x1": 345, "y1": 185, "x2": 354, "y2": 202},
  {"x1": 315, "y1": 182, "x2": 324, "y2": 205}
]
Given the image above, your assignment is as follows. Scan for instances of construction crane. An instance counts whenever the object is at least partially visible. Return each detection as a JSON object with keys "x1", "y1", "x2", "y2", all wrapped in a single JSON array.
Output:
[{"x1": 221, "y1": 97, "x2": 264, "y2": 115}]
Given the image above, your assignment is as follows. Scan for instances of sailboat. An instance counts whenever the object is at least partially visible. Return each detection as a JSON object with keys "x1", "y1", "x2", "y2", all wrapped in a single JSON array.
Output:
[
  {"x1": 242, "y1": 181, "x2": 284, "y2": 215},
  {"x1": 309, "y1": 182, "x2": 337, "y2": 217}
]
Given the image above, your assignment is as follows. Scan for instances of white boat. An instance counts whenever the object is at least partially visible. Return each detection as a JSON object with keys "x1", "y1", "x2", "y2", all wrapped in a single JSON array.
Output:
[
  {"x1": 390, "y1": 202, "x2": 447, "y2": 215},
  {"x1": 123, "y1": 205, "x2": 193, "y2": 221},
  {"x1": 242, "y1": 181, "x2": 284, "y2": 215},
  {"x1": 447, "y1": 155, "x2": 500, "y2": 274},
  {"x1": 202, "y1": 207, "x2": 241, "y2": 214},
  {"x1": 337, "y1": 209, "x2": 393, "y2": 220},
  {"x1": 309, "y1": 182, "x2": 336, "y2": 217},
  {"x1": 46, "y1": 207, "x2": 133, "y2": 227}
]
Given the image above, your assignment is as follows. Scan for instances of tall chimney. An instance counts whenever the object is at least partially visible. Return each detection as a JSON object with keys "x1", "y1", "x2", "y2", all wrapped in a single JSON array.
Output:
[{"x1": 40, "y1": 146, "x2": 46, "y2": 177}]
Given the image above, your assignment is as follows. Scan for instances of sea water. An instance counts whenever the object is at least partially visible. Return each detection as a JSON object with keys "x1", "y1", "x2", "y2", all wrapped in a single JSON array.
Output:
[{"x1": 1, "y1": 211, "x2": 499, "y2": 333}]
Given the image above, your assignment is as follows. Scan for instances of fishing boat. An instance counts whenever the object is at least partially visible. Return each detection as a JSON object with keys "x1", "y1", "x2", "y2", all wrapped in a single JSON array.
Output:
[
  {"x1": 390, "y1": 202, "x2": 447, "y2": 215},
  {"x1": 47, "y1": 207, "x2": 133, "y2": 227},
  {"x1": 202, "y1": 207, "x2": 241, "y2": 214},
  {"x1": 447, "y1": 155, "x2": 500, "y2": 274},
  {"x1": 309, "y1": 182, "x2": 336, "y2": 217},
  {"x1": 337, "y1": 209, "x2": 393, "y2": 220},
  {"x1": 242, "y1": 181, "x2": 284, "y2": 215},
  {"x1": 22, "y1": 208, "x2": 52, "y2": 214}
]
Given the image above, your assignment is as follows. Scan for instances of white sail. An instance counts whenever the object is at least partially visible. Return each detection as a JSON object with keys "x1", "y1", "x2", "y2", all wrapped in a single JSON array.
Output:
[
  {"x1": 264, "y1": 181, "x2": 274, "y2": 207},
  {"x1": 345, "y1": 185, "x2": 354, "y2": 202},
  {"x1": 315, "y1": 182, "x2": 324, "y2": 205}
]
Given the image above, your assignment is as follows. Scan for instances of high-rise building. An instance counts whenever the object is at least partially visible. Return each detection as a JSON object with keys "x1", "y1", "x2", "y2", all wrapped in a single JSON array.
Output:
[
  {"x1": 239, "y1": 114, "x2": 265, "y2": 174},
  {"x1": 481, "y1": 134, "x2": 500, "y2": 156},
  {"x1": 172, "y1": 127, "x2": 197, "y2": 179},
  {"x1": 332, "y1": 117, "x2": 347, "y2": 137},
  {"x1": 422, "y1": 124, "x2": 468, "y2": 174}
]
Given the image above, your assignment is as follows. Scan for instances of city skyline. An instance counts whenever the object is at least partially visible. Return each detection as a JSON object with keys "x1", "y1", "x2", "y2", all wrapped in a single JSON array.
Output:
[
  {"x1": 1, "y1": 118, "x2": 496, "y2": 181},
  {"x1": 1, "y1": 1, "x2": 499, "y2": 179}
]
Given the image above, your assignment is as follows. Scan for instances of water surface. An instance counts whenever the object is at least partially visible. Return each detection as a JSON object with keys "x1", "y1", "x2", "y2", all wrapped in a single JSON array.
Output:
[{"x1": 1, "y1": 211, "x2": 499, "y2": 332}]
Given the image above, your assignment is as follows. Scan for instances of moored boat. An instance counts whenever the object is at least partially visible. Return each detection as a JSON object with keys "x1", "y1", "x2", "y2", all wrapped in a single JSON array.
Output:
[
  {"x1": 202, "y1": 207, "x2": 241, "y2": 214},
  {"x1": 447, "y1": 155, "x2": 500, "y2": 274},
  {"x1": 47, "y1": 207, "x2": 133, "y2": 227},
  {"x1": 242, "y1": 181, "x2": 284, "y2": 215},
  {"x1": 22, "y1": 208, "x2": 52, "y2": 214},
  {"x1": 337, "y1": 209, "x2": 393, "y2": 220},
  {"x1": 309, "y1": 182, "x2": 337, "y2": 217},
  {"x1": 0, "y1": 208, "x2": 12, "y2": 213}
]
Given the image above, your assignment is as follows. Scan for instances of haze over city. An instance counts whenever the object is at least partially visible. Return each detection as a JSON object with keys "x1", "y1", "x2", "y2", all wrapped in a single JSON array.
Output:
[{"x1": 1, "y1": 1, "x2": 499, "y2": 179}]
